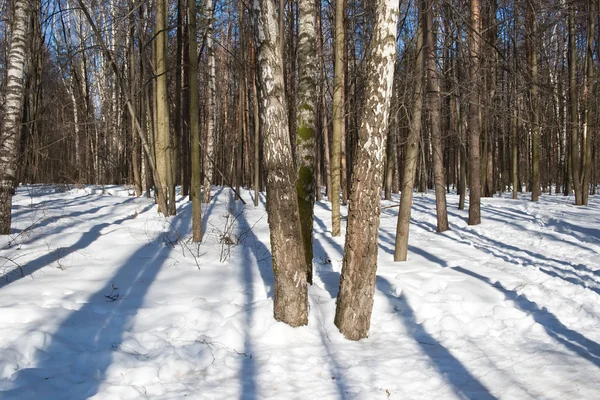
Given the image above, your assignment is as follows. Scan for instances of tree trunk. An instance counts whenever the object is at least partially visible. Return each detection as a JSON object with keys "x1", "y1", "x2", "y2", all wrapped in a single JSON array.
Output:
[
  {"x1": 296, "y1": 0, "x2": 318, "y2": 284},
  {"x1": 156, "y1": 0, "x2": 173, "y2": 215},
  {"x1": 425, "y1": 0, "x2": 449, "y2": 232},
  {"x1": 252, "y1": 0, "x2": 308, "y2": 327},
  {"x1": 394, "y1": 2, "x2": 425, "y2": 262},
  {"x1": 0, "y1": 0, "x2": 30, "y2": 234},
  {"x1": 188, "y1": 0, "x2": 202, "y2": 242},
  {"x1": 204, "y1": 0, "x2": 216, "y2": 204},
  {"x1": 581, "y1": 0, "x2": 595, "y2": 205},
  {"x1": 568, "y1": 6, "x2": 582, "y2": 205},
  {"x1": 468, "y1": 0, "x2": 482, "y2": 225},
  {"x1": 331, "y1": 0, "x2": 345, "y2": 236},
  {"x1": 528, "y1": 0, "x2": 540, "y2": 201},
  {"x1": 334, "y1": 0, "x2": 399, "y2": 340}
]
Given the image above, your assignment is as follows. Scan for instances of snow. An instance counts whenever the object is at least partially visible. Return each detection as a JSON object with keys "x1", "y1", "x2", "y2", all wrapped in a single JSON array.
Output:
[{"x1": 1, "y1": 185, "x2": 599, "y2": 399}]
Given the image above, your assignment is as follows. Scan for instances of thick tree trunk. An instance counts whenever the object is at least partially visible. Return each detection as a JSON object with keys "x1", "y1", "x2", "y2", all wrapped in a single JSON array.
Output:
[
  {"x1": 252, "y1": 0, "x2": 308, "y2": 327},
  {"x1": 468, "y1": 0, "x2": 482, "y2": 225},
  {"x1": 0, "y1": 0, "x2": 30, "y2": 234},
  {"x1": 334, "y1": 0, "x2": 399, "y2": 340},
  {"x1": 394, "y1": 3, "x2": 425, "y2": 262},
  {"x1": 296, "y1": 0, "x2": 318, "y2": 284}
]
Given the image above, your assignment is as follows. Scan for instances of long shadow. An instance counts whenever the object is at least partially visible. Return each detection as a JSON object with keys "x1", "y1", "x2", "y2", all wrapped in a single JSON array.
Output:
[
  {"x1": 452, "y1": 266, "x2": 600, "y2": 368},
  {"x1": 10, "y1": 194, "x2": 96, "y2": 219},
  {"x1": 542, "y1": 217, "x2": 600, "y2": 247},
  {"x1": 377, "y1": 276, "x2": 496, "y2": 399},
  {"x1": 311, "y1": 224, "x2": 494, "y2": 399},
  {"x1": 0, "y1": 202, "x2": 153, "y2": 289},
  {"x1": 236, "y1": 204, "x2": 259, "y2": 400},
  {"x1": 312, "y1": 234, "x2": 341, "y2": 298},
  {"x1": 200, "y1": 187, "x2": 225, "y2": 235},
  {"x1": 233, "y1": 193, "x2": 272, "y2": 400},
  {"x1": 19, "y1": 201, "x2": 135, "y2": 247},
  {"x1": 312, "y1": 298, "x2": 351, "y2": 399},
  {"x1": 2, "y1": 211, "x2": 185, "y2": 399},
  {"x1": 448, "y1": 225, "x2": 600, "y2": 293},
  {"x1": 389, "y1": 203, "x2": 600, "y2": 292}
]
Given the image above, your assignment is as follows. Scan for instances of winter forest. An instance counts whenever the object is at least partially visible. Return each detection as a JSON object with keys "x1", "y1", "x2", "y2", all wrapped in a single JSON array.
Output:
[{"x1": 0, "y1": 0, "x2": 599, "y2": 398}]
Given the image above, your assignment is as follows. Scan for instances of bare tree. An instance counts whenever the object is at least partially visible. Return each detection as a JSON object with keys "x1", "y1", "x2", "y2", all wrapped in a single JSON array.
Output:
[
  {"x1": 468, "y1": 0, "x2": 482, "y2": 225},
  {"x1": 331, "y1": 0, "x2": 345, "y2": 237},
  {"x1": 395, "y1": 1, "x2": 425, "y2": 262}
]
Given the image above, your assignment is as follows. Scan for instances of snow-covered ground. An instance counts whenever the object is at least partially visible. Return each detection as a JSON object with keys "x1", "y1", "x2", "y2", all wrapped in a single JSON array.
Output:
[{"x1": 0, "y1": 185, "x2": 599, "y2": 399}]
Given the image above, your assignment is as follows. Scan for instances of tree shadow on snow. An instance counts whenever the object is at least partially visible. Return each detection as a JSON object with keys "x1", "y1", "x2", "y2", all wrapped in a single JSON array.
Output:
[
  {"x1": 1, "y1": 211, "x2": 189, "y2": 399},
  {"x1": 451, "y1": 267, "x2": 600, "y2": 368},
  {"x1": 377, "y1": 276, "x2": 496, "y2": 400},
  {"x1": 229, "y1": 190, "x2": 273, "y2": 400},
  {"x1": 0, "y1": 202, "x2": 154, "y2": 290},
  {"x1": 311, "y1": 217, "x2": 494, "y2": 399}
]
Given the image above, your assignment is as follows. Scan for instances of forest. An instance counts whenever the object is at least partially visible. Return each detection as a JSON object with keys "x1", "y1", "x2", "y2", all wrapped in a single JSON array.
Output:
[{"x1": 0, "y1": 0, "x2": 599, "y2": 398}]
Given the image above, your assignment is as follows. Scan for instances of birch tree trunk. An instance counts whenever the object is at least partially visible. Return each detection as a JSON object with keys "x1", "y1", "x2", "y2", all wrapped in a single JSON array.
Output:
[
  {"x1": 188, "y1": 0, "x2": 202, "y2": 242},
  {"x1": 334, "y1": 0, "x2": 399, "y2": 340},
  {"x1": 0, "y1": 0, "x2": 30, "y2": 234},
  {"x1": 296, "y1": 0, "x2": 318, "y2": 284},
  {"x1": 203, "y1": 0, "x2": 216, "y2": 204},
  {"x1": 252, "y1": 0, "x2": 308, "y2": 327}
]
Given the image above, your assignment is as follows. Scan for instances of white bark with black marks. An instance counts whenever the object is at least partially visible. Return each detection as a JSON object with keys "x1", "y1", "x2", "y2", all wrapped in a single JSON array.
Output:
[
  {"x1": 0, "y1": 0, "x2": 30, "y2": 234},
  {"x1": 334, "y1": 0, "x2": 399, "y2": 340},
  {"x1": 252, "y1": 0, "x2": 308, "y2": 327}
]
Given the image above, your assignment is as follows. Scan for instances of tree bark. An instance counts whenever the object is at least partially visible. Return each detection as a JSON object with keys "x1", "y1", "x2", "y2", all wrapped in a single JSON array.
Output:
[
  {"x1": 568, "y1": 5, "x2": 582, "y2": 205},
  {"x1": 331, "y1": 0, "x2": 345, "y2": 236},
  {"x1": 394, "y1": 2, "x2": 425, "y2": 262},
  {"x1": 204, "y1": 0, "x2": 216, "y2": 204},
  {"x1": 425, "y1": 0, "x2": 449, "y2": 232},
  {"x1": 0, "y1": 0, "x2": 30, "y2": 234},
  {"x1": 468, "y1": 0, "x2": 482, "y2": 225},
  {"x1": 335, "y1": 0, "x2": 399, "y2": 340},
  {"x1": 252, "y1": 0, "x2": 308, "y2": 327},
  {"x1": 296, "y1": 0, "x2": 318, "y2": 284},
  {"x1": 188, "y1": 0, "x2": 202, "y2": 242},
  {"x1": 156, "y1": 0, "x2": 174, "y2": 215}
]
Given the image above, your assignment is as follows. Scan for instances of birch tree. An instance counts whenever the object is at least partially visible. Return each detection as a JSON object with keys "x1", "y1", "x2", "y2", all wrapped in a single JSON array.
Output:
[
  {"x1": 203, "y1": 0, "x2": 217, "y2": 204},
  {"x1": 0, "y1": 0, "x2": 30, "y2": 234},
  {"x1": 334, "y1": 0, "x2": 399, "y2": 340},
  {"x1": 189, "y1": 0, "x2": 202, "y2": 242},
  {"x1": 296, "y1": 0, "x2": 318, "y2": 284},
  {"x1": 252, "y1": 0, "x2": 308, "y2": 327}
]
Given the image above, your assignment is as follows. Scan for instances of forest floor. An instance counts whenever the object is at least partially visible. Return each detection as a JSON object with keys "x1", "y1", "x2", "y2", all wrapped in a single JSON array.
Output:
[{"x1": 0, "y1": 185, "x2": 599, "y2": 399}]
